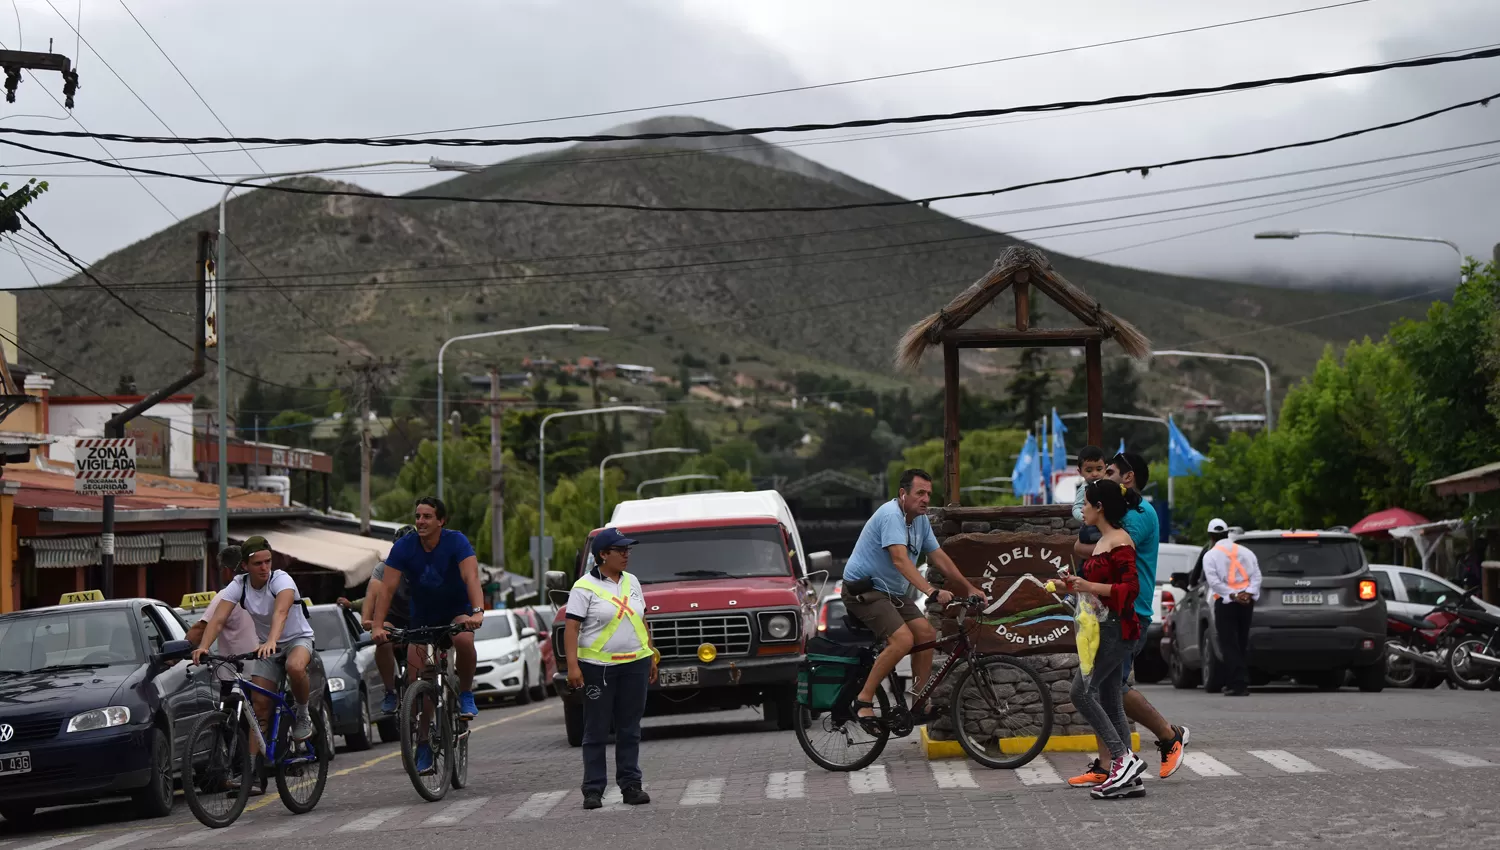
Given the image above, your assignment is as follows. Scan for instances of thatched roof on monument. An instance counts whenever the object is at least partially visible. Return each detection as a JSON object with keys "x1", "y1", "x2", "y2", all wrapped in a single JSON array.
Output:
[{"x1": 896, "y1": 245, "x2": 1151, "y2": 370}]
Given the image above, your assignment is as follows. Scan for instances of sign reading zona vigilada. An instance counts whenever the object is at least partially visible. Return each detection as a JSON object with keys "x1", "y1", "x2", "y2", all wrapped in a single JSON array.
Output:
[{"x1": 74, "y1": 437, "x2": 136, "y2": 495}]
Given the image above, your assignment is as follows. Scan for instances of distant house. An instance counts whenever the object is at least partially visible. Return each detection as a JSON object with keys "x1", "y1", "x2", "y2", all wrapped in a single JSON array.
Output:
[
  {"x1": 616, "y1": 364, "x2": 656, "y2": 383},
  {"x1": 521, "y1": 357, "x2": 557, "y2": 371},
  {"x1": 1183, "y1": 399, "x2": 1225, "y2": 411},
  {"x1": 1214, "y1": 413, "x2": 1266, "y2": 432},
  {"x1": 577, "y1": 356, "x2": 617, "y2": 380},
  {"x1": 689, "y1": 373, "x2": 719, "y2": 387}
]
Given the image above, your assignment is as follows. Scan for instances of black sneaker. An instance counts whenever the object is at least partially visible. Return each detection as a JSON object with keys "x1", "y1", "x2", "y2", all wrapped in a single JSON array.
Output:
[
  {"x1": 583, "y1": 790, "x2": 604, "y2": 810},
  {"x1": 1091, "y1": 778, "x2": 1146, "y2": 800},
  {"x1": 622, "y1": 785, "x2": 651, "y2": 805}
]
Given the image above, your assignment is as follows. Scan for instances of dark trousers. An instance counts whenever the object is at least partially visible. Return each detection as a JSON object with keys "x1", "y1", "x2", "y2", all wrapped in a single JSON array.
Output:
[
  {"x1": 1214, "y1": 599, "x2": 1255, "y2": 691},
  {"x1": 580, "y1": 657, "x2": 651, "y2": 794}
]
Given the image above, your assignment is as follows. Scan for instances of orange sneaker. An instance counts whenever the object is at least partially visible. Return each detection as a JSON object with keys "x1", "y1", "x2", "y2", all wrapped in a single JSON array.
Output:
[
  {"x1": 1067, "y1": 758, "x2": 1109, "y2": 787},
  {"x1": 1157, "y1": 725, "x2": 1190, "y2": 779}
]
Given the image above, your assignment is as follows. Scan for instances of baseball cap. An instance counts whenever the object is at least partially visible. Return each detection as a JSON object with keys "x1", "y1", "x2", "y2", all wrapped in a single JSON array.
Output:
[
  {"x1": 591, "y1": 527, "x2": 638, "y2": 556},
  {"x1": 241, "y1": 535, "x2": 272, "y2": 556},
  {"x1": 1207, "y1": 518, "x2": 1230, "y2": 534}
]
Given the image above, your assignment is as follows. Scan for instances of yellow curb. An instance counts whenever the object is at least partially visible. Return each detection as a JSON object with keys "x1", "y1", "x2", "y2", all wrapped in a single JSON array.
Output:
[{"x1": 920, "y1": 726, "x2": 1140, "y2": 759}]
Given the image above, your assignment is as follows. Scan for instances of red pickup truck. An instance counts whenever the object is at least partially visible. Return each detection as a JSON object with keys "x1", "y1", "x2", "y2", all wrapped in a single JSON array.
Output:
[{"x1": 546, "y1": 516, "x2": 827, "y2": 745}]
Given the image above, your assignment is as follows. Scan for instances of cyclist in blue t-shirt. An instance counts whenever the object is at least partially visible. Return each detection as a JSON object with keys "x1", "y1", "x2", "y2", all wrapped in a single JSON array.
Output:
[{"x1": 369, "y1": 496, "x2": 486, "y2": 768}]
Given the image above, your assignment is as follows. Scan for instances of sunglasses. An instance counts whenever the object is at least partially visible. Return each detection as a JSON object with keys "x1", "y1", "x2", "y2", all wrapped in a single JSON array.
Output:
[{"x1": 1110, "y1": 452, "x2": 1134, "y2": 475}]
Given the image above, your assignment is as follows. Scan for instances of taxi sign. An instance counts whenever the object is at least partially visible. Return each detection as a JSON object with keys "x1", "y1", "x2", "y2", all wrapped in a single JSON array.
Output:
[
  {"x1": 60, "y1": 589, "x2": 106, "y2": 604},
  {"x1": 180, "y1": 592, "x2": 217, "y2": 610}
]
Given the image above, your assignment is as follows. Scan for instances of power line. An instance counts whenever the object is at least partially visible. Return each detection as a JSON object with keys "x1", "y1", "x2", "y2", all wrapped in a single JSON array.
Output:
[
  {"x1": 4, "y1": 90, "x2": 1495, "y2": 218},
  {"x1": 13, "y1": 42, "x2": 1493, "y2": 151}
]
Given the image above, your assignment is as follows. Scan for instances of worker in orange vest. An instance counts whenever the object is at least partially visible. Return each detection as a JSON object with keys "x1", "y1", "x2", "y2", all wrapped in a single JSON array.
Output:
[{"x1": 1202, "y1": 519, "x2": 1262, "y2": 697}]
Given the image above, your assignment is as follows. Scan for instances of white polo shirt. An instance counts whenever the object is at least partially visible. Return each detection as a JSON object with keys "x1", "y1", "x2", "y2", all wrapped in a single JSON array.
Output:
[{"x1": 564, "y1": 569, "x2": 649, "y2": 666}]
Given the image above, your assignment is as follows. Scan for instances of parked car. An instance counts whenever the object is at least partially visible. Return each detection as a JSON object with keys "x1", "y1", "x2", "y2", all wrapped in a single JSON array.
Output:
[
  {"x1": 472, "y1": 609, "x2": 545, "y2": 705},
  {"x1": 1167, "y1": 530, "x2": 1387, "y2": 692},
  {"x1": 1134, "y1": 542, "x2": 1203, "y2": 684},
  {"x1": 520, "y1": 606, "x2": 558, "y2": 696},
  {"x1": 1367, "y1": 564, "x2": 1500, "y2": 620},
  {"x1": 306, "y1": 603, "x2": 380, "y2": 751}
]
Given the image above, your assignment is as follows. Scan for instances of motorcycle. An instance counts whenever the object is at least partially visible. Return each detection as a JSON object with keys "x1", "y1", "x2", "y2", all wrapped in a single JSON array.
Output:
[
  {"x1": 1386, "y1": 590, "x2": 1500, "y2": 690},
  {"x1": 1444, "y1": 592, "x2": 1500, "y2": 690}
]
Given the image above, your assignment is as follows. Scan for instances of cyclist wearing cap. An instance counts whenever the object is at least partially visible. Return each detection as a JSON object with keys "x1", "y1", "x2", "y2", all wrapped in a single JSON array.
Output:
[
  {"x1": 340, "y1": 524, "x2": 417, "y2": 715},
  {"x1": 194, "y1": 535, "x2": 318, "y2": 742},
  {"x1": 368, "y1": 496, "x2": 486, "y2": 766}
]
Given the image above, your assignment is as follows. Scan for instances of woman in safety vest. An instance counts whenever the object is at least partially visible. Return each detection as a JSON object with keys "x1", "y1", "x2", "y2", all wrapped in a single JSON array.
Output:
[{"x1": 564, "y1": 528, "x2": 659, "y2": 810}]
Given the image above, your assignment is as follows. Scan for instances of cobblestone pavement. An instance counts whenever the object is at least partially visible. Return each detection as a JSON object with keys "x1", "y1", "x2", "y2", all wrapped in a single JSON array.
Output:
[{"x1": 3, "y1": 685, "x2": 1498, "y2": 849}]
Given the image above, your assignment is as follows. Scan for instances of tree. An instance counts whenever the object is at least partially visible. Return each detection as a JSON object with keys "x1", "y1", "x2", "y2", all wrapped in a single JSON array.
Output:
[
  {"x1": 886, "y1": 427, "x2": 1027, "y2": 505},
  {"x1": 1006, "y1": 347, "x2": 1051, "y2": 430}
]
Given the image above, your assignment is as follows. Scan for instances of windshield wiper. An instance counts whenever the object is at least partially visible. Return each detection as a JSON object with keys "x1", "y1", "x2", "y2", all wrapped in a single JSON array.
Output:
[
  {"x1": 27, "y1": 663, "x2": 112, "y2": 674},
  {"x1": 673, "y1": 569, "x2": 730, "y2": 578}
]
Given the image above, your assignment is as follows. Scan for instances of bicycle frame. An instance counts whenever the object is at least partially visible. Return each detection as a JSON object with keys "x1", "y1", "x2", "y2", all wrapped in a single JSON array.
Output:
[{"x1": 213, "y1": 672, "x2": 321, "y2": 767}]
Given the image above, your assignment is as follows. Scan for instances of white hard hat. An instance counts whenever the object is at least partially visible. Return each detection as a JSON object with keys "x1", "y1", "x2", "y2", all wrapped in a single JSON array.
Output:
[{"x1": 1207, "y1": 518, "x2": 1230, "y2": 534}]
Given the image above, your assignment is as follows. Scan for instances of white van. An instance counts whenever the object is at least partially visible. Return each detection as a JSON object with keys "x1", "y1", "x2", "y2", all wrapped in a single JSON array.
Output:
[{"x1": 609, "y1": 490, "x2": 822, "y2": 577}]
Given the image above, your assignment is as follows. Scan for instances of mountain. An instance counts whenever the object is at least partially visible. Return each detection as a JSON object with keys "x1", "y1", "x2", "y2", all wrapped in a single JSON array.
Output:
[{"x1": 15, "y1": 116, "x2": 1435, "y2": 414}]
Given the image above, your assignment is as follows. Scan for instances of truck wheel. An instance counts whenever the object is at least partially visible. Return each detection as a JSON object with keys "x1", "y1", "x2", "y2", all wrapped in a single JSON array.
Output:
[
  {"x1": 1169, "y1": 639, "x2": 1200, "y2": 689},
  {"x1": 1133, "y1": 651, "x2": 1167, "y2": 685},
  {"x1": 564, "y1": 697, "x2": 584, "y2": 747},
  {"x1": 768, "y1": 688, "x2": 799, "y2": 731},
  {"x1": 1202, "y1": 634, "x2": 1225, "y2": 694}
]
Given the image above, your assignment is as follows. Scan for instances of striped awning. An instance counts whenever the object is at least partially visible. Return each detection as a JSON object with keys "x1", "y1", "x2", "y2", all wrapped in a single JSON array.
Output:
[
  {"x1": 24, "y1": 535, "x2": 100, "y2": 568},
  {"x1": 23, "y1": 533, "x2": 184, "y2": 568},
  {"x1": 115, "y1": 534, "x2": 164, "y2": 566},
  {"x1": 162, "y1": 531, "x2": 207, "y2": 563}
]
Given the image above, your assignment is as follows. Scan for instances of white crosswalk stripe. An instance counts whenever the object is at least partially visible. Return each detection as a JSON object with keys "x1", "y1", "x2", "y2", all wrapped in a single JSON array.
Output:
[
  {"x1": 1016, "y1": 756, "x2": 1064, "y2": 786},
  {"x1": 680, "y1": 778, "x2": 726, "y2": 806},
  {"x1": 1329, "y1": 748, "x2": 1411, "y2": 770},
  {"x1": 336, "y1": 806, "x2": 409, "y2": 832},
  {"x1": 1183, "y1": 752, "x2": 1241, "y2": 777},
  {"x1": 423, "y1": 795, "x2": 492, "y2": 826},
  {"x1": 76, "y1": 830, "x2": 168, "y2": 850},
  {"x1": 509, "y1": 790, "x2": 569, "y2": 819},
  {"x1": 602, "y1": 787, "x2": 624, "y2": 808},
  {"x1": 765, "y1": 770, "x2": 806, "y2": 799},
  {"x1": 1412, "y1": 748, "x2": 1494, "y2": 768},
  {"x1": 929, "y1": 761, "x2": 977, "y2": 789},
  {"x1": 11, "y1": 836, "x2": 84, "y2": 850},
  {"x1": 848, "y1": 764, "x2": 892, "y2": 794},
  {"x1": 1249, "y1": 750, "x2": 1325, "y2": 774},
  {"x1": 257, "y1": 812, "x2": 331, "y2": 838},
  {"x1": 166, "y1": 820, "x2": 253, "y2": 846}
]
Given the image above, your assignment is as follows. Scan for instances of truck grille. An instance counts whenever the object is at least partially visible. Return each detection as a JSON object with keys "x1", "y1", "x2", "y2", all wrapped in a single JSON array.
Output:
[
  {"x1": 649, "y1": 615, "x2": 752, "y2": 660},
  {"x1": 0, "y1": 712, "x2": 64, "y2": 745}
]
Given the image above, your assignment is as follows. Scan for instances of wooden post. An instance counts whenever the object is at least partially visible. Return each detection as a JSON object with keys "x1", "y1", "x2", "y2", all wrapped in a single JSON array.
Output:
[
  {"x1": 0, "y1": 480, "x2": 14, "y2": 612},
  {"x1": 1014, "y1": 269, "x2": 1030, "y2": 332},
  {"x1": 1086, "y1": 340, "x2": 1104, "y2": 448},
  {"x1": 943, "y1": 342, "x2": 961, "y2": 506}
]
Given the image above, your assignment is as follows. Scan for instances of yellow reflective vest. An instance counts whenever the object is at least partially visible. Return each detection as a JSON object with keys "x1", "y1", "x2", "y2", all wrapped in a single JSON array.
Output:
[{"x1": 572, "y1": 572, "x2": 654, "y2": 664}]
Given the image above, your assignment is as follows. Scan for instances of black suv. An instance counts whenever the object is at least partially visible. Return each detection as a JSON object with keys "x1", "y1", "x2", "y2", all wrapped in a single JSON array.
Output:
[{"x1": 1166, "y1": 530, "x2": 1387, "y2": 692}]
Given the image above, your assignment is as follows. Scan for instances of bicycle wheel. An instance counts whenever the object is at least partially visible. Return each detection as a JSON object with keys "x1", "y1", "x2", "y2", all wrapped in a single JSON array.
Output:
[
  {"x1": 181, "y1": 711, "x2": 252, "y2": 829},
  {"x1": 948, "y1": 655, "x2": 1053, "y2": 770},
  {"x1": 449, "y1": 686, "x2": 470, "y2": 790},
  {"x1": 400, "y1": 679, "x2": 451, "y2": 801},
  {"x1": 276, "y1": 700, "x2": 331, "y2": 813},
  {"x1": 795, "y1": 684, "x2": 889, "y2": 772}
]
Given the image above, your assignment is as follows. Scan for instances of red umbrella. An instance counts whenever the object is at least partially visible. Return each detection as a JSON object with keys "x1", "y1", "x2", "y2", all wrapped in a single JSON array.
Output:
[{"x1": 1351, "y1": 507, "x2": 1430, "y2": 537}]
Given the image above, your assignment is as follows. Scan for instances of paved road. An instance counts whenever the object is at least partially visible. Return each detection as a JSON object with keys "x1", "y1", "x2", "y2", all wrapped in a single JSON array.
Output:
[{"x1": 3, "y1": 685, "x2": 1498, "y2": 849}]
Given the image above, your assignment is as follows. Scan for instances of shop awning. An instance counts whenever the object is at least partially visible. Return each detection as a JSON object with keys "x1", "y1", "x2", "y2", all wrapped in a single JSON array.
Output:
[
  {"x1": 230, "y1": 524, "x2": 388, "y2": 588},
  {"x1": 22, "y1": 532, "x2": 182, "y2": 568},
  {"x1": 1427, "y1": 461, "x2": 1500, "y2": 497}
]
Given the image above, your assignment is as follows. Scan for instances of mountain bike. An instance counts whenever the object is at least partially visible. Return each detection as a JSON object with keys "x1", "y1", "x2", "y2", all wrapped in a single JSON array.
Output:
[
  {"x1": 389, "y1": 624, "x2": 471, "y2": 802},
  {"x1": 795, "y1": 596, "x2": 1053, "y2": 772},
  {"x1": 181, "y1": 651, "x2": 332, "y2": 828}
]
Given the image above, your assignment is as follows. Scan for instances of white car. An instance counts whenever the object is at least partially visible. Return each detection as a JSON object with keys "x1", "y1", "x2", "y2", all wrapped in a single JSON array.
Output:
[
  {"x1": 1138, "y1": 542, "x2": 1208, "y2": 683},
  {"x1": 472, "y1": 609, "x2": 547, "y2": 705},
  {"x1": 1367, "y1": 564, "x2": 1500, "y2": 620}
]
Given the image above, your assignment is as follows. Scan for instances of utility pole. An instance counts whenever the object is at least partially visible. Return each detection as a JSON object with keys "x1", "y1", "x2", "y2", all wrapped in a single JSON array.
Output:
[
  {"x1": 0, "y1": 50, "x2": 80, "y2": 107},
  {"x1": 489, "y1": 366, "x2": 505, "y2": 571},
  {"x1": 343, "y1": 359, "x2": 393, "y2": 534}
]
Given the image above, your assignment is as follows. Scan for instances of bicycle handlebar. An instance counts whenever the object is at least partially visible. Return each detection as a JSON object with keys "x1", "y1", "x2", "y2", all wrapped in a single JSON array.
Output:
[{"x1": 386, "y1": 623, "x2": 470, "y2": 643}]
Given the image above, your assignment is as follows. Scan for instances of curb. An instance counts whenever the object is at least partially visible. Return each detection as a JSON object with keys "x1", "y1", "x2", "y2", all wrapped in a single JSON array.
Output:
[{"x1": 920, "y1": 726, "x2": 1141, "y2": 759}]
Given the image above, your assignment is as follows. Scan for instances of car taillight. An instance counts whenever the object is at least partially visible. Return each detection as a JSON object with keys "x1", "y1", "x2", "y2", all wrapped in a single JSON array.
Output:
[
  {"x1": 1358, "y1": 580, "x2": 1377, "y2": 601},
  {"x1": 817, "y1": 605, "x2": 828, "y2": 632},
  {"x1": 1160, "y1": 592, "x2": 1175, "y2": 614}
]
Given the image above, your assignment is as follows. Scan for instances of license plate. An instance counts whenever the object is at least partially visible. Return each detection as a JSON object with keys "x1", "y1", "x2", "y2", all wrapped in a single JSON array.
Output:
[
  {"x1": 658, "y1": 667, "x2": 699, "y2": 687},
  {"x1": 1282, "y1": 592, "x2": 1324, "y2": 605},
  {"x1": 0, "y1": 751, "x2": 31, "y2": 777}
]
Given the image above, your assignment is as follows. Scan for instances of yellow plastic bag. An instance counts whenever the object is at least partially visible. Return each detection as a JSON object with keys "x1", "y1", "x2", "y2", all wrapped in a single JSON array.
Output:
[{"x1": 1075, "y1": 604, "x2": 1100, "y2": 677}]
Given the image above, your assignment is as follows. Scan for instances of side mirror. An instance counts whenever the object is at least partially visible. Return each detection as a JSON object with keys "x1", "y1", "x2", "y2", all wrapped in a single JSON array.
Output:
[
  {"x1": 544, "y1": 570, "x2": 571, "y2": 607},
  {"x1": 1170, "y1": 572, "x2": 1190, "y2": 590},
  {"x1": 807, "y1": 551, "x2": 833, "y2": 574},
  {"x1": 156, "y1": 639, "x2": 193, "y2": 665},
  {"x1": 520, "y1": 627, "x2": 538, "y2": 640}
]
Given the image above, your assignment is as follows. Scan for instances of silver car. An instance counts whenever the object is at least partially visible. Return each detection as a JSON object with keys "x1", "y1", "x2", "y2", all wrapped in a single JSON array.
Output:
[{"x1": 1367, "y1": 564, "x2": 1500, "y2": 620}]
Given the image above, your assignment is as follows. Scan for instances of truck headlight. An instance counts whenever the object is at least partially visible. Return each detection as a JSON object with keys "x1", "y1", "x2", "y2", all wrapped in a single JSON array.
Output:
[
  {"x1": 762, "y1": 613, "x2": 794, "y2": 640},
  {"x1": 328, "y1": 677, "x2": 348, "y2": 692},
  {"x1": 67, "y1": 706, "x2": 131, "y2": 732}
]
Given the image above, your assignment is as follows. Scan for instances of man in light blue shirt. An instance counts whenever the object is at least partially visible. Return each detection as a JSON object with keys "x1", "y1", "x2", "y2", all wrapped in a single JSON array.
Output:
[{"x1": 841, "y1": 469, "x2": 986, "y2": 723}]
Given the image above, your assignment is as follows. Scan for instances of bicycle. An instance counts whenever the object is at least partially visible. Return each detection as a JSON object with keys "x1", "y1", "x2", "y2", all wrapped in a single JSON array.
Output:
[
  {"x1": 181, "y1": 651, "x2": 331, "y2": 828},
  {"x1": 795, "y1": 595, "x2": 1053, "y2": 772},
  {"x1": 388, "y1": 624, "x2": 472, "y2": 802}
]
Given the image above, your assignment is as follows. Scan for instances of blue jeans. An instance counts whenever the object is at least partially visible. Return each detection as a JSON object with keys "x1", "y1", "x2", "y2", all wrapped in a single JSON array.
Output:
[{"x1": 580, "y1": 658, "x2": 652, "y2": 794}]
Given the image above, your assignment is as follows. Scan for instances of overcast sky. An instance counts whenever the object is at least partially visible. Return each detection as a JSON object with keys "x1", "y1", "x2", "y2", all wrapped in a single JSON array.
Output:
[{"x1": 0, "y1": 0, "x2": 1496, "y2": 290}]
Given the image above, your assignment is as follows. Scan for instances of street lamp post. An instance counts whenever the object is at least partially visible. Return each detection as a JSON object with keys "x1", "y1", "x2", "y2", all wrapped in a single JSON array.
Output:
[
  {"x1": 1254, "y1": 229, "x2": 1466, "y2": 281},
  {"x1": 1150, "y1": 350, "x2": 1273, "y2": 431},
  {"x1": 215, "y1": 157, "x2": 484, "y2": 546},
  {"x1": 636, "y1": 474, "x2": 718, "y2": 497},
  {"x1": 435, "y1": 324, "x2": 608, "y2": 500},
  {"x1": 537, "y1": 406, "x2": 664, "y2": 580},
  {"x1": 598, "y1": 447, "x2": 699, "y2": 527}
]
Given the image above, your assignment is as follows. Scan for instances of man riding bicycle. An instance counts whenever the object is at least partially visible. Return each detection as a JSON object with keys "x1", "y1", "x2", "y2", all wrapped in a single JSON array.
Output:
[
  {"x1": 340, "y1": 524, "x2": 417, "y2": 715},
  {"x1": 194, "y1": 536, "x2": 319, "y2": 742},
  {"x1": 368, "y1": 496, "x2": 486, "y2": 772},
  {"x1": 841, "y1": 469, "x2": 987, "y2": 722}
]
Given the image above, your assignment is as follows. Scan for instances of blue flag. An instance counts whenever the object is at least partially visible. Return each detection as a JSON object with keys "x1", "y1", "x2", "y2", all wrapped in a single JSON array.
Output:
[
  {"x1": 1050, "y1": 409, "x2": 1068, "y2": 474},
  {"x1": 1118, "y1": 437, "x2": 1127, "y2": 456},
  {"x1": 1012, "y1": 433, "x2": 1042, "y2": 498},
  {"x1": 1168, "y1": 416, "x2": 1207, "y2": 477}
]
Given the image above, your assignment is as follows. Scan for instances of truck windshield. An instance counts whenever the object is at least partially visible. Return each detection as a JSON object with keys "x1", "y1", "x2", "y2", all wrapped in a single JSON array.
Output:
[
  {"x1": 0, "y1": 609, "x2": 142, "y2": 673},
  {"x1": 604, "y1": 526, "x2": 792, "y2": 584},
  {"x1": 1238, "y1": 538, "x2": 1365, "y2": 577}
]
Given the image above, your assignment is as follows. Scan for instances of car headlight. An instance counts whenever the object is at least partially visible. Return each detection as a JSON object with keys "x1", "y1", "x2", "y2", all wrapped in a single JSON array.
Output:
[
  {"x1": 328, "y1": 677, "x2": 348, "y2": 692},
  {"x1": 763, "y1": 614, "x2": 794, "y2": 640},
  {"x1": 500, "y1": 650, "x2": 523, "y2": 664},
  {"x1": 67, "y1": 706, "x2": 131, "y2": 733}
]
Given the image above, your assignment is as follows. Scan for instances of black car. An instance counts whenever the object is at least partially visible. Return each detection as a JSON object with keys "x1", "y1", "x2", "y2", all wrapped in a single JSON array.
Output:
[{"x1": 0, "y1": 595, "x2": 202, "y2": 826}]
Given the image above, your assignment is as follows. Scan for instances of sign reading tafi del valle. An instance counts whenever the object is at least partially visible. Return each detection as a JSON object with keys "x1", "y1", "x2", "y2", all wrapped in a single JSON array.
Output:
[{"x1": 940, "y1": 531, "x2": 1077, "y2": 655}]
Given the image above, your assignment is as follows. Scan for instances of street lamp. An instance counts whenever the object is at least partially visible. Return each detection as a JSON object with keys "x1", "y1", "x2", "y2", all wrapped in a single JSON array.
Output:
[
  {"x1": 598, "y1": 447, "x2": 699, "y2": 527},
  {"x1": 636, "y1": 474, "x2": 718, "y2": 497},
  {"x1": 1254, "y1": 229, "x2": 1466, "y2": 281},
  {"x1": 537, "y1": 406, "x2": 664, "y2": 579},
  {"x1": 1150, "y1": 350, "x2": 1273, "y2": 431},
  {"x1": 435, "y1": 324, "x2": 608, "y2": 500},
  {"x1": 215, "y1": 157, "x2": 485, "y2": 546}
]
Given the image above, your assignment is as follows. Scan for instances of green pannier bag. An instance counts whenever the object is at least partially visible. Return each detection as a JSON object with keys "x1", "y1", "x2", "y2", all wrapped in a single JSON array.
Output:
[{"x1": 796, "y1": 637, "x2": 866, "y2": 711}]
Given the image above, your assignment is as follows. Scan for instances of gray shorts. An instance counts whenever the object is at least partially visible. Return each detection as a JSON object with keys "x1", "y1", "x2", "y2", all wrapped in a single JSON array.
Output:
[{"x1": 249, "y1": 637, "x2": 315, "y2": 688}]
